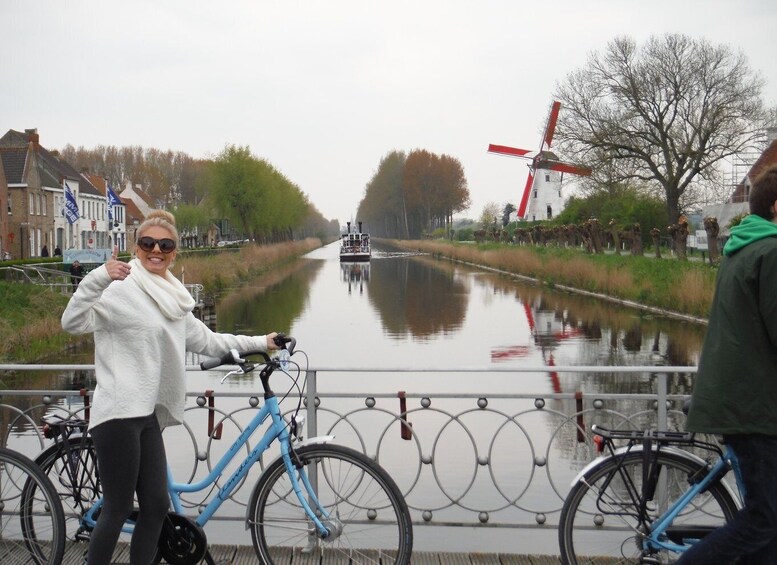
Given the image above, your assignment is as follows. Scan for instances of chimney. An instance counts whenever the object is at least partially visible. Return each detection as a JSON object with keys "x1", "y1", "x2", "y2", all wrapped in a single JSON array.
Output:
[
  {"x1": 25, "y1": 128, "x2": 39, "y2": 144},
  {"x1": 358, "y1": 221, "x2": 363, "y2": 233},
  {"x1": 346, "y1": 221, "x2": 351, "y2": 233}
]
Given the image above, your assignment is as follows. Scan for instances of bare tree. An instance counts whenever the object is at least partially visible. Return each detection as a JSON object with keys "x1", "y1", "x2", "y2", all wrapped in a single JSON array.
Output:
[{"x1": 554, "y1": 33, "x2": 768, "y2": 223}]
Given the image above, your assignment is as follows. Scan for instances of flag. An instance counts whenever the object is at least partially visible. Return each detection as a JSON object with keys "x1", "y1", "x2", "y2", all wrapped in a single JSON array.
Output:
[
  {"x1": 106, "y1": 184, "x2": 121, "y2": 221},
  {"x1": 64, "y1": 182, "x2": 79, "y2": 224}
]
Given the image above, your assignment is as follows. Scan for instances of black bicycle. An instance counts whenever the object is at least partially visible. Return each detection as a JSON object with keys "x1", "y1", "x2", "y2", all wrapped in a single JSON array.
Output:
[
  {"x1": 558, "y1": 425, "x2": 741, "y2": 564},
  {"x1": 0, "y1": 445, "x2": 66, "y2": 565}
]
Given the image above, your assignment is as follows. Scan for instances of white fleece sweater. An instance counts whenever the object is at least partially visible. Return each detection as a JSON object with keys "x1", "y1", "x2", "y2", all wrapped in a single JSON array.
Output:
[{"x1": 61, "y1": 264, "x2": 269, "y2": 430}]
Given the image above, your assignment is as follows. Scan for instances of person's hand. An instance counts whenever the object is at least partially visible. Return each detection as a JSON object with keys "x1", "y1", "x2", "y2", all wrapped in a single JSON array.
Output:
[
  {"x1": 105, "y1": 246, "x2": 131, "y2": 281},
  {"x1": 266, "y1": 332, "x2": 280, "y2": 351}
]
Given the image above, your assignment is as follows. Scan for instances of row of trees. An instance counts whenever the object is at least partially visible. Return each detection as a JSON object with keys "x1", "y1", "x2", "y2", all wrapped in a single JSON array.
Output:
[
  {"x1": 357, "y1": 149, "x2": 471, "y2": 238},
  {"x1": 59, "y1": 144, "x2": 204, "y2": 207},
  {"x1": 59, "y1": 144, "x2": 338, "y2": 242}
]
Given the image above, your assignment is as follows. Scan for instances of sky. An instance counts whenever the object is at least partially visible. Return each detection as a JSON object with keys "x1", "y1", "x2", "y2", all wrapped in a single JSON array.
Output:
[{"x1": 3, "y1": 1, "x2": 777, "y2": 225}]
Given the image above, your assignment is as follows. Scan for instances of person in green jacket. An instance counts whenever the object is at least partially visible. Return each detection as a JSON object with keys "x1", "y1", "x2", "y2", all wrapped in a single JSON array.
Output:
[{"x1": 679, "y1": 164, "x2": 777, "y2": 564}]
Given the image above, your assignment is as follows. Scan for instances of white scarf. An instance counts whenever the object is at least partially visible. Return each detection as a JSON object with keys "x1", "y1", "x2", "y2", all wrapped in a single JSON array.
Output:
[{"x1": 128, "y1": 258, "x2": 195, "y2": 320}]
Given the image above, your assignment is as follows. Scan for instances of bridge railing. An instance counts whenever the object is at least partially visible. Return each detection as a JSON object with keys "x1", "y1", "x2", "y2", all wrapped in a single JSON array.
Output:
[{"x1": 0, "y1": 363, "x2": 706, "y2": 553}]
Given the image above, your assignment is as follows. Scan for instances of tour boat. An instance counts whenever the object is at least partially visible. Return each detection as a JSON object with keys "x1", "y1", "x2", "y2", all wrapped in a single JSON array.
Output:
[{"x1": 339, "y1": 221, "x2": 371, "y2": 262}]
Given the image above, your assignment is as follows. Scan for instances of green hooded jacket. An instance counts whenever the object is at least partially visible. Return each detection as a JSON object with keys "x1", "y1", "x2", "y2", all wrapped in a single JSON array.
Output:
[{"x1": 686, "y1": 214, "x2": 777, "y2": 435}]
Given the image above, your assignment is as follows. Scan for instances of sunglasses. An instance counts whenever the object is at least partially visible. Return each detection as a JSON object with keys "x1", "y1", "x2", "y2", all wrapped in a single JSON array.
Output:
[{"x1": 137, "y1": 236, "x2": 177, "y2": 254}]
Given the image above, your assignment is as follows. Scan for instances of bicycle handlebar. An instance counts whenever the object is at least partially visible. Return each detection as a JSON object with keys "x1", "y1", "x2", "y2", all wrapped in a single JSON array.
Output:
[{"x1": 199, "y1": 335, "x2": 296, "y2": 371}]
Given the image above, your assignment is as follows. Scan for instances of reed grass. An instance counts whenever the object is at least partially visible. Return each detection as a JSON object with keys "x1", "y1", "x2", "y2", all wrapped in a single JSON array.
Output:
[
  {"x1": 391, "y1": 240, "x2": 717, "y2": 319},
  {"x1": 175, "y1": 238, "x2": 321, "y2": 291},
  {"x1": 0, "y1": 282, "x2": 72, "y2": 362}
]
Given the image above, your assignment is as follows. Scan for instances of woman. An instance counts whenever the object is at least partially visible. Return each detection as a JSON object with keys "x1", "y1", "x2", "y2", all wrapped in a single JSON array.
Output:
[{"x1": 62, "y1": 210, "x2": 278, "y2": 565}]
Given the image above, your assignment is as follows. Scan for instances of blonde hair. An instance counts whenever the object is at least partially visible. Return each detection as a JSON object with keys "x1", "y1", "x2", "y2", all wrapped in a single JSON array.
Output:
[{"x1": 137, "y1": 210, "x2": 179, "y2": 245}]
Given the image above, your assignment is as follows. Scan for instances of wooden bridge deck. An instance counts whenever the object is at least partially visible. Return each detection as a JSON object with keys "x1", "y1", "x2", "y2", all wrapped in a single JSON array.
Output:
[{"x1": 59, "y1": 542, "x2": 562, "y2": 564}]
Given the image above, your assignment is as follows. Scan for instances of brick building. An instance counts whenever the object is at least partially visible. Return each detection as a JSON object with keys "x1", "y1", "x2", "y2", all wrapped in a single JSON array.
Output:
[{"x1": 0, "y1": 128, "x2": 116, "y2": 259}]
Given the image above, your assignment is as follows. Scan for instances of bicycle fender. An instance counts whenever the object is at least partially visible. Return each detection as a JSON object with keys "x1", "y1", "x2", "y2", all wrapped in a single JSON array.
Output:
[
  {"x1": 570, "y1": 444, "x2": 710, "y2": 488},
  {"x1": 298, "y1": 435, "x2": 335, "y2": 447}
]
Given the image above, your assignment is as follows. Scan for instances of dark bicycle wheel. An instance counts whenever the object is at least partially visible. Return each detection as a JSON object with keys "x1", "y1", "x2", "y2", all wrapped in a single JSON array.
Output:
[
  {"x1": 247, "y1": 444, "x2": 413, "y2": 564},
  {"x1": 1, "y1": 446, "x2": 66, "y2": 565},
  {"x1": 34, "y1": 435, "x2": 101, "y2": 541},
  {"x1": 558, "y1": 450, "x2": 739, "y2": 564}
]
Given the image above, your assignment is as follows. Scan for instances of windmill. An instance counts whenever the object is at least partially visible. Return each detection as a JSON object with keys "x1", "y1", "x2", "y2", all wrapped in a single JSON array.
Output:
[{"x1": 488, "y1": 101, "x2": 592, "y2": 221}]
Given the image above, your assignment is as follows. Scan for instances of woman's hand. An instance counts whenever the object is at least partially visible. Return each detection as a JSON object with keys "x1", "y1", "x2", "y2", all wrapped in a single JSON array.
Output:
[
  {"x1": 266, "y1": 332, "x2": 280, "y2": 351},
  {"x1": 105, "y1": 246, "x2": 131, "y2": 281}
]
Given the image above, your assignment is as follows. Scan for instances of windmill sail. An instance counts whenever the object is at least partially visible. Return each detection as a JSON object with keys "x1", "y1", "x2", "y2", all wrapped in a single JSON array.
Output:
[{"x1": 488, "y1": 100, "x2": 591, "y2": 221}]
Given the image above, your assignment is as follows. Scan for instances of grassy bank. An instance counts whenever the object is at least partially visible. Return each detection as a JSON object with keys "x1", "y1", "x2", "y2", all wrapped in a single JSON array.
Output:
[
  {"x1": 388, "y1": 240, "x2": 718, "y2": 319},
  {"x1": 175, "y1": 238, "x2": 322, "y2": 291},
  {"x1": 0, "y1": 238, "x2": 322, "y2": 363}
]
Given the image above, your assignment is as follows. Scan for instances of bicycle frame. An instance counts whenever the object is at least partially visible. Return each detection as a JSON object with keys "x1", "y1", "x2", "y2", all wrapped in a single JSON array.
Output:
[
  {"x1": 574, "y1": 431, "x2": 745, "y2": 558},
  {"x1": 80, "y1": 392, "x2": 335, "y2": 537},
  {"x1": 643, "y1": 444, "x2": 740, "y2": 554}
]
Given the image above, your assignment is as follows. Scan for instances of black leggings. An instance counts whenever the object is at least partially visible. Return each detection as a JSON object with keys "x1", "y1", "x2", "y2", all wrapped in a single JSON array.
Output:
[{"x1": 88, "y1": 414, "x2": 169, "y2": 565}]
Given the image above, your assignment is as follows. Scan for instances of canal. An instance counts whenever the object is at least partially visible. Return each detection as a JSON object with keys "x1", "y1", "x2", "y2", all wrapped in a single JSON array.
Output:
[
  {"x1": 3, "y1": 239, "x2": 707, "y2": 387},
  {"x1": 216, "y1": 239, "x2": 705, "y2": 376}
]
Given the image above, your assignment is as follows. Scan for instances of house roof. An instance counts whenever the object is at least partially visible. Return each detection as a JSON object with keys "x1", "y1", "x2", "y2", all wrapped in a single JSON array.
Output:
[
  {"x1": 0, "y1": 129, "x2": 32, "y2": 148},
  {"x1": 749, "y1": 140, "x2": 777, "y2": 183},
  {"x1": 82, "y1": 172, "x2": 107, "y2": 196},
  {"x1": 121, "y1": 197, "x2": 145, "y2": 226},
  {"x1": 76, "y1": 173, "x2": 104, "y2": 197},
  {"x1": 0, "y1": 129, "x2": 87, "y2": 190},
  {"x1": 0, "y1": 148, "x2": 27, "y2": 184},
  {"x1": 121, "y1": 182, "x2": 156, "y2": 207}
]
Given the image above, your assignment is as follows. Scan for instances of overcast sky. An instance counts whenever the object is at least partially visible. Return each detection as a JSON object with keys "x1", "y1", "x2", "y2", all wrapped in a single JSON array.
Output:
[{"x1": 3, "y1": 1, "x2": 776, "y2": 225}]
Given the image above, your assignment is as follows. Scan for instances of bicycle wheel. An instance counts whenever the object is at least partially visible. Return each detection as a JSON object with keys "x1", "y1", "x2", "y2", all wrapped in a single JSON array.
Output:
[
  {"x1": 0, "y1": 446, "x2": 66, "y2": 565},
  {"x1": 247, "y1": 444, "x2": 413, "y2": 564},
  {"x1": 559, "y1": 450, "x2": 739, "y2": 564},
  {"x1": 35, "y1": 435, "x2": 100, "y2": 541}
]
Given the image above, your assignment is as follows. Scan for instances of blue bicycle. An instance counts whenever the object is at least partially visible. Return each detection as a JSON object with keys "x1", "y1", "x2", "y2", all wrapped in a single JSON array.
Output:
[
  {"x1": 558, "y1": 425, "x2": 743, "y2": 564},
  {"x1": 36, "y1": 336, "x2": 413, "y2": 564}
]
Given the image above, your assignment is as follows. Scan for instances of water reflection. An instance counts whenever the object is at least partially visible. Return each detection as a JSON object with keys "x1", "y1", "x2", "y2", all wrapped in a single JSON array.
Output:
[
  {"x1": 366, "y1": 254, "x2": 468, "y2": 340},
  {"x1": 0, "y1": 368, "x2": 93, "y2": 455},
  {"x1": 341, "y1": 262, "x2": 370, "y2": 295},
  {"x1": 216, "y1": 258, "x2": 323, "y2": 334},
  {"x1": 473, "y1": 271, "x2": 705, "y2": 369}
]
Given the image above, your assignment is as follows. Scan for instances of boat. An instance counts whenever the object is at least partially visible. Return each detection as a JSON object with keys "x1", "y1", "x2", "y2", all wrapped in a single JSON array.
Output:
[{"x1": 339, "y1": 221, "x2": 371, "y2": 262}]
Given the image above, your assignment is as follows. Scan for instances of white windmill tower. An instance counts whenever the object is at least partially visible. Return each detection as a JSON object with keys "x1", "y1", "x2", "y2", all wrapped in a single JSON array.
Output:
[{"x1": 488, "y1": 100, "x2": 592, "y2": 221}]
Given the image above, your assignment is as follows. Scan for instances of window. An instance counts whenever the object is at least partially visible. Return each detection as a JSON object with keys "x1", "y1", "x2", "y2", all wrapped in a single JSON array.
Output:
[
  {"x1": 29, "y1": 193, "x2": 35, "y2": 215},
  {"x1": 545, "y1": 174, "x2": 550, "y2": 182},
  {"x1": 533, "y1": 190, "x2": 538, "y2": 198},
  {"x1": 42, "y1": 194, "x2": 47, "y2": 216}
]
